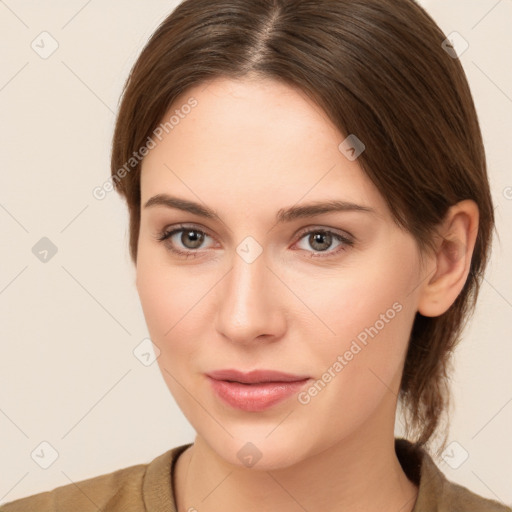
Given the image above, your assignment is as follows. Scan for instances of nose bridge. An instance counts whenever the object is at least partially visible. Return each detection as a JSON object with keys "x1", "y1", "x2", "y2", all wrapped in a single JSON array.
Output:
[{"x1": 215, "y1": 237, "x2": 284, "y2": 342}]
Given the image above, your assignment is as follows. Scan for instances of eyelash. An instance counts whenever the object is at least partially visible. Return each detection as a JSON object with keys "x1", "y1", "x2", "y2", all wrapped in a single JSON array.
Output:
[{"x1": 155, "y1": 223, "x2": 354, "y2": 259}]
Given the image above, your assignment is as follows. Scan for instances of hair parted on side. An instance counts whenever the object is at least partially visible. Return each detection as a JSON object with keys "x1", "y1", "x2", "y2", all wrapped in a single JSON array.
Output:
[{"x1": 110, "y1": 0, "x2": 494, "y2": 451}]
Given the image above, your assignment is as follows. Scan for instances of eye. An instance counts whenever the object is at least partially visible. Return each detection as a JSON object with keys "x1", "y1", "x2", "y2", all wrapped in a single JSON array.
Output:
[
  {"x1": 293, "y1": 228, "x2": 354, "y2": 258},
  {"x1": 155, "y1": 224, "x2": 354, "y2": 259},
  {"x1": 156, "y1": 224, "x2": 215, "y2": 258}
]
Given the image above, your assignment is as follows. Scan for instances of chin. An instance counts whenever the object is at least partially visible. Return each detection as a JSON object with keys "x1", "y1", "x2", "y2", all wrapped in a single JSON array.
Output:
[{"x1": 203, "y1": 431, "x2": 314, "y2": 471}]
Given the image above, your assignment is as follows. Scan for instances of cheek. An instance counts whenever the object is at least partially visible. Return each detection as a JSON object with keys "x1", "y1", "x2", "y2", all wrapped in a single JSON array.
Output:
[
  {"x1": 136, "y1": 247, "x2": 203, "y2": 338},
  {"x1": 136, "y1": 260, "x2": 220, "y2": 429},
  {"x1": 302, "y1": 250, "x2": 418, "y2": 393},
  {"x1": 136, "y1": 263, "x2": 174, "y2": 338},
  {"x1": 135, "y1": 250, "x2": 216, "y2": 379},
  {"x1": 294, "y1": 293, "x2": 414, "y2": 442},
  {"x1": 136, "y1": 260, "x2": 201, "y2": 407}
]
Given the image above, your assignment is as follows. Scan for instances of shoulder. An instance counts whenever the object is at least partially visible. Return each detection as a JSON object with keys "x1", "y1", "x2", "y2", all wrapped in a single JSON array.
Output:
[
  {"x1": 395, "y1": 438, "x2": 511, "y2": 512},
  {"x1": 0, "y1": 445, "x2": 184, "y2": 512},
  {"x1": 439, "y1": 475, "x2": 512, "y2": 512},
  {"x1": 0, "y1": 462, "x2": 148, "y2": 512}
]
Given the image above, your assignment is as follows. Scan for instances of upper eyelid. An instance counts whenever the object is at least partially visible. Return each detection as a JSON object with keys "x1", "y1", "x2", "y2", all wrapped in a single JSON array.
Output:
[
  {"x1": 165, "y1": 223, "x2": 216, "y2": 241},
  {"x1": 295, "y1": 225, "x2": 354, "y2": 240}
]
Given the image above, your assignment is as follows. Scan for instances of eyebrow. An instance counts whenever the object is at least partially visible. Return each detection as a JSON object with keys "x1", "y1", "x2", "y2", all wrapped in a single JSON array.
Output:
[{"x1": 143, "y1": 194, "x2": 376, "y2": 223}]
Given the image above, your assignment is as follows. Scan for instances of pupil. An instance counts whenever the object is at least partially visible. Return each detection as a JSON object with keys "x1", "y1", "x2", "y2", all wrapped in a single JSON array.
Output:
[
  {"x1": 311, "y1": 232, "x2": 331, "y2": 251},
  {"x1": 182, "y1": 230, "x2": 204, "y2": 249}
]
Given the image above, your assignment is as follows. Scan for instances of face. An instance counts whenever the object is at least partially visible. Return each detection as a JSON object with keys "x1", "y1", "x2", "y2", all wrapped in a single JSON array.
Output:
[{"x1": 136, "y1": 76, "x2": 428, "y2": 469}]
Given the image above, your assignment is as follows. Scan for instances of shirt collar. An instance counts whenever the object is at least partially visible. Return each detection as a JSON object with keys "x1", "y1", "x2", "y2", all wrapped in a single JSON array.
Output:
[{"x1": 141, "y1": 438, "x2": 460, "y2": 512}]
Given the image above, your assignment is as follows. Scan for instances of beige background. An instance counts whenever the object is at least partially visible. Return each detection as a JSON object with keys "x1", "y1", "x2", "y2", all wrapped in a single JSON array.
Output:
[{"x1": 0, "y1": 0, "x2": 511, "y2": 506}]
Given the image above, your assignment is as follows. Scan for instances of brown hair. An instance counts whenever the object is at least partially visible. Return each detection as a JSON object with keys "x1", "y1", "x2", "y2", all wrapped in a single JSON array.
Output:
[{"x1": 110, "y1": 0, "x2": 494, "y2": 450}]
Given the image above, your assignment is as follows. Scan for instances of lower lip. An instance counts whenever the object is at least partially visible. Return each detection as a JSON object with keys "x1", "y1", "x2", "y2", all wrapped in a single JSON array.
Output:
[{"x1": 207, "y1": 376, "x2": 310, "y2": 412}]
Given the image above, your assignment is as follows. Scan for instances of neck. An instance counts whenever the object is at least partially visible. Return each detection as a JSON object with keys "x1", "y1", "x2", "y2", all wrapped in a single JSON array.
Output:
[{"x1": 173, "y1": 420, "x2": 418, "y2": 512}]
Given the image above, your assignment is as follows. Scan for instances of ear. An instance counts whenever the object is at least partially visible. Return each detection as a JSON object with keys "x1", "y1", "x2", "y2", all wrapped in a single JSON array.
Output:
[{"x1": 417, "y1": 199, "x2": 479, "y2": 317}]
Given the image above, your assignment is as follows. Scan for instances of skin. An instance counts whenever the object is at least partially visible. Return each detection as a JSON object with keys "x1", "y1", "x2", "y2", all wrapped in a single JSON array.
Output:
[{"x1": 136, "y1": 76, "x2": 479, "y2": 512}]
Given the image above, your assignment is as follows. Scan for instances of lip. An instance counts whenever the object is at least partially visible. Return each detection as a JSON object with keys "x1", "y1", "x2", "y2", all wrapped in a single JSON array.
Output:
[
  {"x1": 206, "y1": 369, "x2": 311, "y2": 384},
  {"x1": 206, "y1": 369, "x2": 311, "y2": 412}
]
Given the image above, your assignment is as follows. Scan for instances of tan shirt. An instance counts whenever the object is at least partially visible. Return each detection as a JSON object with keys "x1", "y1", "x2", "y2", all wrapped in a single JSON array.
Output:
[{"x1": 1, "y1": 438, "x2": 510, "y2": 511}]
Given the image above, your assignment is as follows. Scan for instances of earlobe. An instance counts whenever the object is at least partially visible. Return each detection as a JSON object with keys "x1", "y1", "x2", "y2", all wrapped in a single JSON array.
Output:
[{"x1": 417, "y1": 200, "x2": 479, "y2": 317}]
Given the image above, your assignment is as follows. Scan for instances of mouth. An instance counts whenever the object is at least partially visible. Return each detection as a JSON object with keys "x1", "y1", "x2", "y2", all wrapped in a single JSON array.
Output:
[
  {"x1": 206, "y1": 368, "x2": 311, "y2": 384},
  {"x1": 206, "y1": 369, "x2": 311, "y2": 412}
]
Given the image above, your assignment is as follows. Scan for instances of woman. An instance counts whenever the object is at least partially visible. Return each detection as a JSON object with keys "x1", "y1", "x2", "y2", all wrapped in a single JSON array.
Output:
[{"x1": 2, "y1": 0, "x2": 510, "y2": 511}]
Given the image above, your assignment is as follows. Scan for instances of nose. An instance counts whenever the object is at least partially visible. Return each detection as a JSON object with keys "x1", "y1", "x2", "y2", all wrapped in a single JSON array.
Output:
[{"x1": 214, "y1": 244, "x2": 287, "y2": 346}]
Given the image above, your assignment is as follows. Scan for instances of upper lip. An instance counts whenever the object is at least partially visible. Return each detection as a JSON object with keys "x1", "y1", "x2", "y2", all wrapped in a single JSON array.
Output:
[{"x1": 206, "y1": 369, "x2": 311, "y2": 384}]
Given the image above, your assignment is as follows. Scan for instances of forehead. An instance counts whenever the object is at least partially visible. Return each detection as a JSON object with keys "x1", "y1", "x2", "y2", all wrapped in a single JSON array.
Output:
[{"x1": 140, "y1": 77, "x2": 387, "y2": 216}]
